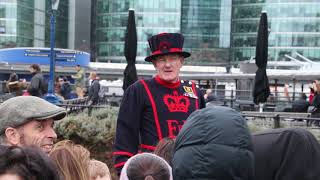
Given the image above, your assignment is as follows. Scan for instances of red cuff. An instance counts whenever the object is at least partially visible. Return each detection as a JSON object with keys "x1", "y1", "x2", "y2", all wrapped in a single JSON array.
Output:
[
  {"x1": 113, "y1": 151, "x2": 134, "y2": 157},
  {"x1": 114, "y1": 162, "x2": 126, "y2": 168}
]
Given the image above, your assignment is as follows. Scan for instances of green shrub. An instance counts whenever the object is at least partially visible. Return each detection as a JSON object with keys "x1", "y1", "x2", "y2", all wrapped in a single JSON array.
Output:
[
  {"x1": 55, "y1": 107, "x2": 118, "y2": 145},
  {"x1": 54, "y1": 107, "x2": 119, "y2": 179}
]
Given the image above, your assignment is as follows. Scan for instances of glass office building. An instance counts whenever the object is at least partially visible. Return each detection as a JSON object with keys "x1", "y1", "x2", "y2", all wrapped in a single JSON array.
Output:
[
  {"x1": 0, "y1": 0, "x2": 69, "y2": 49},
  {"x1": 95, "y1": 0, "x2": 181, "y2": 63},
  {"x1": 45, "y1": 0, "x2": 69, "y2": 48},
  {"x1": 181, "y1": 0, "x2": 231, "y2": 66},
  {"x1": 94, "y1": 0, "x2": 231, "y2": 65},
  {"x1": 232, "y1": 0, "x2": 320, "y2": 64}
]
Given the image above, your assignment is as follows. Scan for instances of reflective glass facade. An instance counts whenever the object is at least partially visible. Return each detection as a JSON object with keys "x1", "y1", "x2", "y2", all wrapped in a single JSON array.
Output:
[
  {"x1": 0, "y1": 0, "x2": 69, "y2": 49},
  {"x1": 45, "y1": 0, "x2": 69, "y2": 48},
  {"x1": 232, "y1": 0, "x2": 320, "y2": 64},
  {"x1": 93, "y1": 0, "x2": 320, "y2": 65},
  {"x1": 95, "y1": 0, "x2": 181, "y2": 63},
  {"x1": 95, "y1": 0, "x2": 231, "y2": 65},
  {"x1": 181, "y1": 0, "x2": 231, "y2": 66}
]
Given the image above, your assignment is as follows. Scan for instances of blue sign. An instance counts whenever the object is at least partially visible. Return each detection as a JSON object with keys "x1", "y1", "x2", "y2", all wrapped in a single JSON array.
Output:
[{"x1": 0, "y1": 48, "x2": 90, "y2": 67}]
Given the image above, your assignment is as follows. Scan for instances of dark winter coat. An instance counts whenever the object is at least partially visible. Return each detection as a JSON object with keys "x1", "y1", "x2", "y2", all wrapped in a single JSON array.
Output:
[
  {"x1": 88, "y1": 79, "x2": 100, "y2": 104},
  {"x1": 253, "y1": 128, "x2": 320, "y2": 180},
  {"x1": 27, "y1": 72, "x2": 46, "y2": 97},
  {"x1": 292, "y1": 99, "x2": 309, "y2": 112},
  {"x1": 172, "y1": 106, "x2": 254, "y2": 180},
  {"x1": 60, "y1": 82, "x2": 72, "y2": 100},
  {"x1": 311, "y1": 93, "x2": 320, "y2": 117}
]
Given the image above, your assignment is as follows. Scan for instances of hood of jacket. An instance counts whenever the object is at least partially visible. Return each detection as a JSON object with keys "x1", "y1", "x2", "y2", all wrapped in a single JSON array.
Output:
[
  {"x1": 253, "y1": 127, "x2": 320, "y2": 180},
  {"x1": 172, "y1": 106, "x2": 254, "y2": 180}
]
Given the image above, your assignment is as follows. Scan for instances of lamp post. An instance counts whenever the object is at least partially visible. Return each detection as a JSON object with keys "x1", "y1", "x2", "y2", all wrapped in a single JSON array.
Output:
[{"x1": 44, "y1": 0, "x2": 60, "y2": 104}]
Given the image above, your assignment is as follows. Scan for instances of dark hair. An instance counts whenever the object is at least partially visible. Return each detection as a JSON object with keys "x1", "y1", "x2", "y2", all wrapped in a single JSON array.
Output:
[
  {"x1": 127, "y1": 154, "x2": 170, "y2": 180},
  {"x1": 0, "y1": 146, "x2": 60, "y2": 180},
  {"x1": 30, "y1": 64, "x2": 41, "y2": 72},
  {"x1": 63, "y1": 76, "x2": 68, "y2": 82},
  {"x1": 154, "y1": 138, "x2": 175, "y2": 166},
  {"x1": 8, "y1": 73, "x2": 18, "y2": 82}
]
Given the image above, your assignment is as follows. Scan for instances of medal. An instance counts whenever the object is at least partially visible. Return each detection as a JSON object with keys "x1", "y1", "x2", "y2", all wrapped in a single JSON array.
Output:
[{"x1": 183, "y1": 86, "x2": 198, "y2": 99}]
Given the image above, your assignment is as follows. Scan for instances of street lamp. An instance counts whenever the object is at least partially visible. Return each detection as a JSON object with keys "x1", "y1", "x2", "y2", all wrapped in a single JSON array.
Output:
[{"x1": 44, "y1": 0, "x2": 60, "y2": 104}]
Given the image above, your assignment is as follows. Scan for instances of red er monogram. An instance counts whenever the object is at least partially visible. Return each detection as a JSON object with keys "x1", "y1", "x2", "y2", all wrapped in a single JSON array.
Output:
[
  {"x1": 167, "y1": 120, "x2": 186, "y2": 138},
  {"x1": 163, "y1": 91, "x2": 190, "y2": 113}
]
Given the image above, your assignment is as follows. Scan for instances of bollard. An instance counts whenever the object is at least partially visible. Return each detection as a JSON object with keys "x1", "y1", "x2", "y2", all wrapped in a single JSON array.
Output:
[
  {"x1": 230, "y1": 89, "x2": 234, "y2": 108},
  {"x1": 273, "y1": 114, "x2": 280, "y2": 128}
]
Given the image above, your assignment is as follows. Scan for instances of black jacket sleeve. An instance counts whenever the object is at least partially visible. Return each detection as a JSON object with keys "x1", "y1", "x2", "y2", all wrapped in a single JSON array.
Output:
[
  {"x1": 312, "y1": 93, "x2": 320, "y2": 108},
  {"x1": 197, "y1": 88, "x2": 206, "y2": 109},
  {"x1": 112, "y1": 81, "x2": 145, "y2": 173},
  {"x1": 27, "y1": 74, "x2": 42, "y2": 96},
  {"x1": 88, "y1": 80, "x2": 100, "y2": 103}
]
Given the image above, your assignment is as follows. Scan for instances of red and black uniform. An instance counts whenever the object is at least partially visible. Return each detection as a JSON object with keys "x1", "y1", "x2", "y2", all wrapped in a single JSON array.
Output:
[{"x1": 113, "y1": 76, "x2": 205, "y2": 172}]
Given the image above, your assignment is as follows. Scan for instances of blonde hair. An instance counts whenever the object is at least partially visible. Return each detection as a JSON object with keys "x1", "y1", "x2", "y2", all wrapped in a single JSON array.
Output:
[
  {"x1": 49, "y1": 140, "x2": 90, "y2": 180},
  {"x1": 89, "y1": 159, "x2": 111, "y2": 180},
  {"x1": 89, "y1": 72, "x2": 98, "y2": 79},
  {"x1": 315, "y1": 82, "x2": 320, "y2": 93}
]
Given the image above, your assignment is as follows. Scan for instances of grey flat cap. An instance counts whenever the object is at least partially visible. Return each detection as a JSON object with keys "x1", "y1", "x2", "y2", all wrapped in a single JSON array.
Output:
[{"x1": 0, "y1": 96, "x2": 66, "y2": 134}]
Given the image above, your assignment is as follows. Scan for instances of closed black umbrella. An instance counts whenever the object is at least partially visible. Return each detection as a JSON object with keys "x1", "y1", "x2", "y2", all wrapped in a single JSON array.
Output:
[
  {"x1": 123, "y1": 9, "x2": 138, "y2": 91},
  {"x1": 253, "y1": 12, "x2": 270, "y2": 105}
]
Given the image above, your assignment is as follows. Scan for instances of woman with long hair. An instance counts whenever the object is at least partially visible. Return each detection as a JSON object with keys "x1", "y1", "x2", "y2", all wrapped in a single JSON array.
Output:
[{"x1": 49, "y1": 140, "x2": 90, "y2": 180}]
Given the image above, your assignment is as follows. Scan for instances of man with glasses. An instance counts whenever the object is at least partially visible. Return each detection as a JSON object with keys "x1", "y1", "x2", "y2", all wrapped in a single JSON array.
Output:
[{"x1": 113, "y1": 32, "x2": 205, "y2": 173}]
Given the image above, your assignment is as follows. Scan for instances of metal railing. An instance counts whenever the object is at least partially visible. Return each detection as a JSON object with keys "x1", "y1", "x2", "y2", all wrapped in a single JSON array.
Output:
[
  {"x1": 207, "y1": 89, "x2": 310, "y2": 111},
  {"x1": 242, "y1": 111, "x2": 320, "y2": 128},
  {"x1": 59, "y1": 95, "x2": 121, "y2": 114}
]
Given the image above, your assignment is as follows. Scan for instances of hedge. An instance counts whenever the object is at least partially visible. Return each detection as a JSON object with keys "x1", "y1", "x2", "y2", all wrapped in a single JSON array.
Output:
[{"x1": 54, "y1": 107, "x2": 118, "y2": 179}]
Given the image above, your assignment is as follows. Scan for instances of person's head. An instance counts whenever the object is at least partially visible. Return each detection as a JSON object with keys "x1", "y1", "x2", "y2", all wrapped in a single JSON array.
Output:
[
  {"x1": 0, "y1": 96, "x2": 66, "y2": 153},
  {"x1": 252, "y1": 128, "x2": 320, "y2": 180},
  {"x1": 300, "y1": 93, "x2": 307, "y2": 100},
  {"x1": 89, "y1": 72, "x2": 98, "y2": 80},
  {"x1": 8, "y1": 73, "x2": 18, "y2": 82},
  {"x1": 120, "y1": 153, "x2": 172, "y2": 180},
  {"x1": 145, "y1": 33, "x2": 190, "y2": 83},
  {"x1": 49, "y1": 140, "x2": 90, "y2": 180},
  {"x1": 89, "y1": 159, "x2": 111, "y2": 180},
  {"x1": 76, "y1": 65, "x2": 81, "y2": 71},
  {"x1": 172, "y1": 106, "x2": 254, "y2": 180},
  {"x1": 0, "y1": 146, "x2": 60, "y2": 180},
  {"x1": 29, "y1": 64, "x2": 41, "y2": 74},
  {"x1": 313, "y1": 80, "x2": 320, "y2": 92},
  {"x1": 204, "y1": 89, "x2": 213, "y2": 100},
  {"x1": 310, "y1": 87, "x2": 315, "y2": 93},
  {"x1": 206, "y1": 89, "x2": 212, "y2": 95},
  {"x1": 63, "y1": 77, "x2": 68, "y2": 82},
  {"x1": 58, "y1": 77, "x2": 64, "y2": 85},
  {"x1": 154, "y1": 138, "x2": 175, "y2": 166}
]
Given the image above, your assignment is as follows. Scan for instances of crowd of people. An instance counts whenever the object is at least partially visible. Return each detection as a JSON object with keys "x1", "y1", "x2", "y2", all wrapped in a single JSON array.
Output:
[
  {"x1": 1, "y1": 32, "x2": 320, "y2": 180},
  {"x1": 0, "y1": 96, "x2": 111, "y2": 180},
  {"x1": 4, "y1": 62, "x2": 101, "y2": 104}
]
